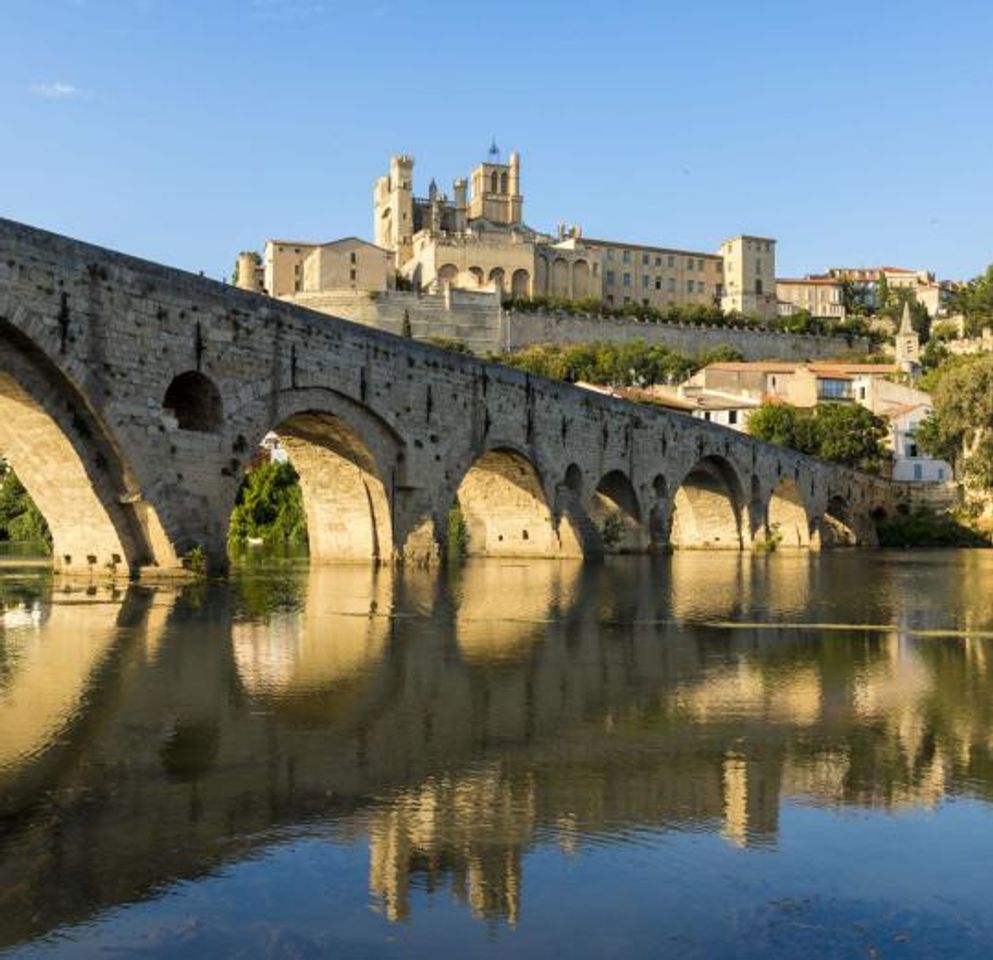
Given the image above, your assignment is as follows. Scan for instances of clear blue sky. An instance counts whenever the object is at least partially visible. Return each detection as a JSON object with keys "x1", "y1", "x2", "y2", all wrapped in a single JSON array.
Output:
[{"x1": 2, "y1": 0, "x2": 991, "y2": 281}]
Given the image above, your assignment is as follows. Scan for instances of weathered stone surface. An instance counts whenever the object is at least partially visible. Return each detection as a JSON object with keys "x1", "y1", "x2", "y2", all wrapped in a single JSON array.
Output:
[{"x1": 0, "y1": 218, "x2": 905, "y2": 576}]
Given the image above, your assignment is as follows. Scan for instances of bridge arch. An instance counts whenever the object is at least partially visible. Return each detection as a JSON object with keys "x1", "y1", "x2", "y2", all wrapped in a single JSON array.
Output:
[
  {"x1": 0, "y1": 320, "x2": 164, "y2": 574},
  {"x1": 669, "y1": 455, "x2": 747, "y2": 550},
  {"x1": 590, "y1": 469, "x2": 646, "y2": 553},
  {"x1": 821, "y1": 494, "x2": 858, "y2": 547},
  {"x1": 449, "y1": 445, "x2": 582, "y2": 558},
  {"x1": 229, "y1": 387, "x2": 401, "y2": 563},
  {"x1": 766, "y1": 477, "x2": 813, "y2": 548}
]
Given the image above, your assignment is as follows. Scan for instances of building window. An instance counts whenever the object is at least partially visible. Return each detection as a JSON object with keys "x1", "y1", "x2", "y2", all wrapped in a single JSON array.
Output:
[
  {"x1": 755, "y1": 279, "x2": 763, "y2": 294},
  {"x1": 687, "y1": 259, "x2": 694, "y2": 271},
  {"x1": 729, "y1": 410, "x2": 738, "y2": 425},
  {"x1": 698, "y1": 259, "x2": 705, "y2": 270},
  {"x1": 350, "y1": 251, "x2": 357, "y2": 264},
  {"x1": 607, "y1": 249, "x2": 614, "y2": 260},
  {"x1": 642, "y1": 298, "x2": 649, "y2": 307},
  {"x1": 703, "y1": 412, "x2": 711, "y2": 422},
  {"x1": 655, "y1": 256, "x2": 662, "y2": 266},
  {"x1": 687, "y1": 280, "x2": 694, "y2": 293},
  {"x1": 641, "y1": 274, "x2": 649, "y2": 288},
  {"x1": 623, "y1": 272, "x2": 632, "y2": 287},
  {"x1": 606, "y1": 270, "x2": 615, "y2": 286},
  {"x1": 655, "y1": 277, "x2": 662, "y2": 290},
  {"x1": 350, "y1": 269, "x2": 356, "y2": 281},
  {"x1": 756, "y1": 258, "x2": 762, "y2": 273},
  {"x1": 668, "y1": 255, "x2": 674, "y2": 267},
  {"x1": 642, "y1": 253, "x2": 649, "y2": 266},
  {"x1": 623, "y1": 250, "x2": 631, "y2": 263},
  {"x1": 913, "y1": 463, "x2": 923, "y2": 480},
  {"x1": 668, "y1": 278, "x2": 676, "y2": 292}
]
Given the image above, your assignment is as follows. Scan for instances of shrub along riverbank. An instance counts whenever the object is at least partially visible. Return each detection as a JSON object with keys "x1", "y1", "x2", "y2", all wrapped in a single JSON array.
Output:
[{"x1": 876, "y1": 508, "x2": 988, "y2": 548}]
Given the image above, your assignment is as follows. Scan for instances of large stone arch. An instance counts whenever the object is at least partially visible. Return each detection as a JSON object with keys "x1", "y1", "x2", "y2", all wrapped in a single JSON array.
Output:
[
  {"x1": 590, "y1": 469, "x2": 647, "y2": 553},
  {"x1": 766, "y1": 477, "x2": 813, "y2": 548},
  {"x1": 511, "y1": 269, "x2": 530, "y2": 298},
  {"x1": 821, "y1": 494, "x2": 858, "y2": 547},
  {"x1": 488, "y1": 267, "x2": 505, "y2": 293},
  {"x1": 449, "y1": 445, "x2": 582, "y2": 558},
  {"x1": 572, "y1": 259, "x2": 590, "y2": 299},
  {"x1": 229, "y1": 387, "x2": 402, "y2": 564},
  {"x1": 669, "y1": 455, "x2": 747, "y2": 550},
  {"x1": 551, "y1": 258, "x2": 570, "y2": 298},
  {"x1": 0, "y1": 320, "x2": 167, "y2": 575},
  {"x1": 437, "y1": 263, "x2": 458, "y2": 287},
  {"x1": 535, "y1": 256, "x2": 549, "y2": 295}
]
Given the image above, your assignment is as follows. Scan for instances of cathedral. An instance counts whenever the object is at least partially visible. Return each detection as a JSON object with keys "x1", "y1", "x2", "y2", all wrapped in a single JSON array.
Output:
[{"x1": 372, "y1": 145, "x2": 778, "y2": 319}]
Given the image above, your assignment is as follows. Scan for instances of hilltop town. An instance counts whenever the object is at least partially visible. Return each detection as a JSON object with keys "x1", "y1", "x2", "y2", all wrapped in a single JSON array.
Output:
[{"x1": 226, "y1": 146, "x2": 993, "y2": 536}]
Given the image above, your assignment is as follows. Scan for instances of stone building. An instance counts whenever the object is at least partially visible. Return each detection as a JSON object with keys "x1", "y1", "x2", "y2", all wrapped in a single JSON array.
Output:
[
  {"x1": 776, "y1": 265, "x2": 954, "y2": 320},
  {"x1": 371, "y1": 147, "x2": 779, "y2": 319},
  {"x1": 246, "y1": 237, "x2": 393, "y2": 299}
]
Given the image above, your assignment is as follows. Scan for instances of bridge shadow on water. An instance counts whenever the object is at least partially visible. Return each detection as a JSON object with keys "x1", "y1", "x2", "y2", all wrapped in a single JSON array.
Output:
[{"x1": 1, "y1": 552, "x2": 993, "y2": 953}]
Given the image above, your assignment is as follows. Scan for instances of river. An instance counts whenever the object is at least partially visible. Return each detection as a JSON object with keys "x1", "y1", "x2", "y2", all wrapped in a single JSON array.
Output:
[{"x1": 1, "y1": 551, "x2": 993, "y2": 958}]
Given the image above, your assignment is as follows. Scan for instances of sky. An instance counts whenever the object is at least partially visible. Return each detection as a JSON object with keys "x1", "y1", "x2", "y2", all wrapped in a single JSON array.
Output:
[{"x1": 1, "y1": 0, "x2": 991, "y2": 282}]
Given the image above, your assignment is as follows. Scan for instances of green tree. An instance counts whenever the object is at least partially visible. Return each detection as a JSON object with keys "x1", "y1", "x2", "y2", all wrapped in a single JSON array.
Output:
[
  {"x1": 748, "y1": 402, "x2": 887, "y2": 472},
  {"x1": 747, "y1": 404, "x2": 818, "y2": 454},
  {"x1": 876, "y1": 273, "x2": 891, "y2": 316},
  {"x1": 814, "y1": 403, "x2": 889, "y2": 473},
  {"x1": 229, "y1": 460, "x2": 307, "y2": 546},
  {"x1": 0, "y1": 468, "x2": 50, "y2": 547},
  {"x1": 917, "y1": 354, "x2": 993, "y2": 489},
  {"x1": 947, "y1": 264, "x2": 993, "y2": 335}
]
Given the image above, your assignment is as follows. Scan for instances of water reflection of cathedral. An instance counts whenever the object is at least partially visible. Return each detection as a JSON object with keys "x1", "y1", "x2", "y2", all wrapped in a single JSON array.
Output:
[{"x1": 2, "y1": 554, "x2": 993, "y2": 941}]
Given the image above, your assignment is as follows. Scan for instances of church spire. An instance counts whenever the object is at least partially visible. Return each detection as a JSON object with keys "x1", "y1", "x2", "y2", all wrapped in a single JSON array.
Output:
[{"x1": 899, "y1": 300, "x2": 914, "y2": 335}]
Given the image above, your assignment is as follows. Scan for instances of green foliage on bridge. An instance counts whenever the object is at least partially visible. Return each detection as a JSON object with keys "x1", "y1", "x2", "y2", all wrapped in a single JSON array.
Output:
[
  {"x1": 747, "y1": 402, "x2": 889, "y2": 474},
  {"x1": 0, "y1": 468, "x2": 50, "y2": 549},
  {"x1": 228, "y1": 461, "x2": 308, "y2": 547},
  {"x1": 500, "y1": 340, "x2": 743, "y2": 388}
]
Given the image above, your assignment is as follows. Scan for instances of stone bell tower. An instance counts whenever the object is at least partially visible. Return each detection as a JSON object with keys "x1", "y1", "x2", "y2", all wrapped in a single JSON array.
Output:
[
  {"x1": 374, "y1": 154, "x2": 415, "y2": 266},
  {"x1": 895, "y1": 301, "x2": 921, "y2": 377}
]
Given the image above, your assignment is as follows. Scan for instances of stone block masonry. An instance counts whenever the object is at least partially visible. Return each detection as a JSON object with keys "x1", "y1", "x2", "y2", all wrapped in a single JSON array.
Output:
[{"x1": 0, "y1": 217, "x2": 903, "y2": 577}]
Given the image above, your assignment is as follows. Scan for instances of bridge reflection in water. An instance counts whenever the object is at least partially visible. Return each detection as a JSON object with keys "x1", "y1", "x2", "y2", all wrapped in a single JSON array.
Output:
[{"x1": 1, "y1": 553, "x2": 993, "y2": 949}]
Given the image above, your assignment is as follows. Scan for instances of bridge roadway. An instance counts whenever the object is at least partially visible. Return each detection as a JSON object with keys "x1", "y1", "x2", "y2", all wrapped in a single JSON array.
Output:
[{"x1": 0, "y1": 218, "x2": 905, "y2": 575}]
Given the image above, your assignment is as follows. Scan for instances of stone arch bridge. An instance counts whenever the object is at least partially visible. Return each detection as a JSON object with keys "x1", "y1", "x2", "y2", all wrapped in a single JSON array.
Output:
[{"x1": 0, "y1": 218, "x2": 905, "y2": 576}]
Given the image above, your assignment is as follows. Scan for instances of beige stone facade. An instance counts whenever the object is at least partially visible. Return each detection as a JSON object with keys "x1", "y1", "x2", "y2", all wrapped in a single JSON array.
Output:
[
  {"x1": 256, "y1": 237, "x2": 392, "y2": 299},
  {"x1": 776, "y1": 266, "x2": 954, "y2": 320},
  {"x1": 372, "y1": 149, "x2": 777, "y2": 317},
  {"x1": 775, "y1": 277, "x2": 846, "y2": 319},
  {"x1": 719, "y1": 235, "x2": 778, "y2": 318}
]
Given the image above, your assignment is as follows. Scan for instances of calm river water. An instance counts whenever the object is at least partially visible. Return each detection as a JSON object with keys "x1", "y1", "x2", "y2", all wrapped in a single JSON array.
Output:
[{"x1": 2, "y1": 551, "x2": 993, "y2": 958}]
